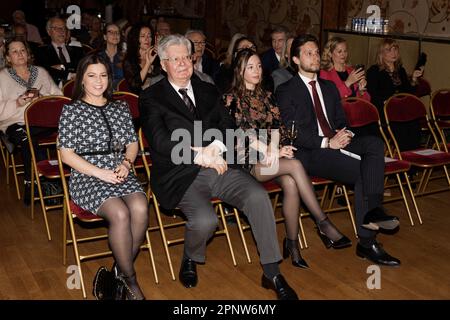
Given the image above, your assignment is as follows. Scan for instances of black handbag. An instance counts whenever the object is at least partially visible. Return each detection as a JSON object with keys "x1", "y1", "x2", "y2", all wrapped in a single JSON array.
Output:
[{"x1": 92, "y1": 266, "x2": 126, "y2": 300}]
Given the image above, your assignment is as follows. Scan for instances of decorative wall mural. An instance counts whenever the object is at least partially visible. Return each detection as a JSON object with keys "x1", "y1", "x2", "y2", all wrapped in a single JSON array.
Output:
[{"x1": 221, "y1": 0, "x2": 322, "y2": 50}]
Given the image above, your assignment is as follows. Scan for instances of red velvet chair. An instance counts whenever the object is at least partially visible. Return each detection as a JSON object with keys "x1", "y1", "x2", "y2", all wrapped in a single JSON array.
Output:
[
  {"x1": 56, "y1": 147, "x2": 158, "y2": 298},
  {"x1": 384, "y1": 93, "x2": 450, "y2": 198},
  {"x1": 117, "y1": 79, "x2": 130, "y2": 92},
  {"x1": 342, "y1": 97, "x2": 423, "y2": 225},
  {"x1": 62, "y1": 79, "x2": 75, "y2": 98},
  {"x1": 24, "y1": 96, "x2": 72, "y2": 240},
  {"x1": 430, "y1": 88, "x2": 450, "y2": 152}
]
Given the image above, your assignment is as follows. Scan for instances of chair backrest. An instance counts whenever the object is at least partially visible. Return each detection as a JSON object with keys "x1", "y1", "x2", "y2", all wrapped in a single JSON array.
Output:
[
  {"x1": 62, "y1": 79, "x2": 75, "y2": 98},
  {"x1": 25, "y1": 96, "x2": 72, "y2": 127},
  {"x1": 415, "y1": 77, "x2": 432, "y2": 98},
  {"x1": 117, "y1": 79, "x2": 130, "y2": 92},
  {"x1": 341, "y1": 97, "x2": 380, "y2": 127},
  {"x1": 384, "y1": 93, "x2": 427, "y2": 123},
  {"x1": 430, "y1": 89, "x2": 450, "y2": 118},
  {"x1": 113, "y1": 91, "x2": 139, "y2": 119}
]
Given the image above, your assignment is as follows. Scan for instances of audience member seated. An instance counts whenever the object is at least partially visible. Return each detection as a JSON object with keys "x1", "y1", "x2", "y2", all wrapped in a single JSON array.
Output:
[
  {"x1": 58, "y1": 53, "x2": 147, "y2": 300},
  {"x1": 223, "y1": 49, "x2": 351, "y2": 267},
  {"x1": 261, "y1": 25, "x2": 289, "y2": 83},
  {"x1": 276, "y1": 34, "x2": 401, "y2": 267},
  {"x1": 88, "y1": 15, "x2": 104, "y2": 50},
  {"x1": 0, "y1": 38, "x2": 62, "y2": 204},
  {"x1": 12, "y1": 10, "x2": 43, "y2": 45},
  {"x1": 98, "y1": 23, "x2": 125, "y2": 90},
  {"x1": 123, "y1": 23, "x2": 163, "y2": 95},
  {"x1": 187, "y1": 39, "x2": 214, "y2": 84},
  {"x1": 320, "y1": 37, "x2": 370, "y2": 101},
  {"x1": 185, "y1": 29, "x2": 220, "y2": 79},
  {"x1": 12, "y1": 23, "x2": 39, "y2": 61},
  {"x1": 139, "y1": 34, "x2": 298, "y2": 300},
  {"x1": 156, "y1": 19, "x2": 171, "y2": 38},
  {"x1": 367, "y1": 38, "x2": 424, "y2": 150},
  {"x1": 320, "y1": 37, "x2": 375, "y2": 137},
  {"x1": 271, "y1": 37, "x2": 295, "y2": 92},
  {"x1": 35, "y1": 17, "x2": 84, "y2": 86},
  {"x1": 215, "y1": 36, "x2": 257, "y2": 94}
]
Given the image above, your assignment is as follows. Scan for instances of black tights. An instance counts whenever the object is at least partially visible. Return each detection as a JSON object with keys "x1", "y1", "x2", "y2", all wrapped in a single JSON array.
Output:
[
  {"x1": 97, "y1": 192, "x2": 148, "y2": 299},
  {"x1": 253, "y1": 158, "x2": 344, "y2": 242}
]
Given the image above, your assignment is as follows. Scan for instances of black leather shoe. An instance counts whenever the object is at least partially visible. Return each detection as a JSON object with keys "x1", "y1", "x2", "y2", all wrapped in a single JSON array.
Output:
[
  {"x1": 362, "y1": 207, "x2": 399, "y2": 231},
  {"x1": 179, "y1": 258, "x2": 198, "y2": 288},
  {"x1": 282, "y1": 238, "x2": 309, "y2": 268},
  {"x1": 261, "y1": 274, "x2": 299, "y2": 300},
  {"x1": 356, "y1": 242, "x2": 401, "y2": 266}
]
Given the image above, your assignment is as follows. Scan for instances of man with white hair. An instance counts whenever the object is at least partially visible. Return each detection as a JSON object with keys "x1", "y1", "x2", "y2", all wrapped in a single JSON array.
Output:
[{"x1": 139, "y1": 34, "x2": 298, "y2": 300}]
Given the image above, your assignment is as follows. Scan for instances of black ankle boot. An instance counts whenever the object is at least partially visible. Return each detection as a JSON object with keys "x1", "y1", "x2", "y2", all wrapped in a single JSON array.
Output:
[{"x1": 282, "y1": 238, "x2": 309, "y2": 269}]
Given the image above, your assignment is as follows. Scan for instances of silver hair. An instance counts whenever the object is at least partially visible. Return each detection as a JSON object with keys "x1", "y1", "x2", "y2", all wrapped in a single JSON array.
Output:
[
  {"x1": 46, "y1": 17, "x2": 65, "y2": 32},
  {"x1": 158, "y1": 34, "x2": 192, "y2": 60},
  {"x1": 185, "y1": 29, "x2": 206, "y2": 39}
]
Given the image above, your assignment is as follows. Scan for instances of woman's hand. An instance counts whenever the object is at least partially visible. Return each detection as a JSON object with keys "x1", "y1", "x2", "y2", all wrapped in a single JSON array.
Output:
[
  {"x1": 94, "y1": 168, "x2": 125, "y2": 184},
  {"x1": 358, "y1": 78, "x2": 367, "y2": 93},
  {"x1": 114, "y1": 163, "x2": 130, "y2": 179},
  {"x1": 345, "y1": 68, "x2": 365, "y2": 87},
  {"x1": 16, "y1": 92, "x2": 38, "y2": 107},
  {"x1": 279, "y1": 145, "x2": 297, "y2": 159},
  {"x1": 412, "y1": 67, "x2": 424, "y2": 83},
  {"x1": 142, "y1": 46, "x2": 157, "y2": 66}
]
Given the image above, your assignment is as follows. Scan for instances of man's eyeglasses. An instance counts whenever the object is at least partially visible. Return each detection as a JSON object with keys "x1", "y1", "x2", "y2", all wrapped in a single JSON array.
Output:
[
  {"x1": 192, "y1": 41, "x2": 206, "y2": 46},
  {"x1": 162, "y1": 55, "x2": 192, "y2": 65},
  {"x1": 50, "y1": 26, "x2": 67, "y2": 32}
]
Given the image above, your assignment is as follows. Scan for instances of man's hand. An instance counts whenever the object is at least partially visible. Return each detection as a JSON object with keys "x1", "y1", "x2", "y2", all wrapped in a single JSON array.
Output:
[
  {"x1": 329, "y1": 128, "x2": 352, "y2": 149},
  {"x1": 191, "y1": 145, "x2": 228, "y2": 175}
]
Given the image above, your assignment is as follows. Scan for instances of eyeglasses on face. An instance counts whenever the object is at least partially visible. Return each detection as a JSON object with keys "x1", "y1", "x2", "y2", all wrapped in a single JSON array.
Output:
[
  {"x1": 107, "y1": 30, "x2": 120, "y2": 35},
  {"x1": 162, "y1": 55, "x2": 192, "y2": 64},
  {"x1": 192, "y1": 41, "x2": 206, "y2": 46},
  {"x1": 50, "y1": 26, "x2": 67, "y2": 32}
]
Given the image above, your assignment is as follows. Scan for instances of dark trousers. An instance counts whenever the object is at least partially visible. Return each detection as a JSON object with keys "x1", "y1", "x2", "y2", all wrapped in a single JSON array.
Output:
[
  {"x1": 178, "y1": 167, "x2": 282, "y2": 264},
  {"x1": 296, "y1": 135, "x2": 385, "y2": 238},
  {"x1": 5, "y1": 124, "x2": 51, "y2": 181}
]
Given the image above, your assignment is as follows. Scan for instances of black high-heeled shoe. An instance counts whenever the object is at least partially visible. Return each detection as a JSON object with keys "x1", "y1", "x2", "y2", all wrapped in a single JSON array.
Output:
[
  {"x1": 282, "y1": 238, "x2": 309, "y2": 269},
  {"x1": 317, "y1": 218, "x2": 352, "y2": 249},
  {"x1": 117, "y1": 274, "x2": 146, "y2": 300}
]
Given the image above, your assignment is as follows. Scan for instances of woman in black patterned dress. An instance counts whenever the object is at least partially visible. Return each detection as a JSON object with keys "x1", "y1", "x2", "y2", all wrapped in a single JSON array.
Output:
[
  {"x1": 223, "y1": 49, "x2": 351, "y2": 268},
  {"x1": 58, "y1": 54, "x2": 147, "y2": 300}
]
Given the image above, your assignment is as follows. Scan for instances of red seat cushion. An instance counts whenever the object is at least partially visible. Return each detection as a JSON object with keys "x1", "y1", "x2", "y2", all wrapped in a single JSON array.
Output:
[
  {"x1": 37, "y1": 159, "x2": 69, "y2": 178},
  {"x1": 310, "y1": 176, "x2": 333, "y2": 185},
  {"x1": 400, "y1": 148, "x2": 450, "y2": 167},
  {"x1": 384, "y1": 158, "x2": 410, "y2": 174},
  {"x1": 134, "y1": 154, "x2": 152, "y2": 168},
  {"x1": 262, "y1": 180, "x2": 282, "y2": 192},
  {"x1": 69, "y1": 200, "x2": 101, "y2": 221}
]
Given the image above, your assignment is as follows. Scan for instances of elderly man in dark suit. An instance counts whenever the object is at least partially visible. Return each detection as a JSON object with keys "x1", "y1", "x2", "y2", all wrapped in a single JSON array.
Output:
[
  {"x1": 276, "y1": 34, "x2": 401, "y2": 266},
  {"x1": 139, "y1": 34, "x2": 298, "y2": 300},
  {"x1": 35, "y1": 17, "x2": 84, "y2": 86}
]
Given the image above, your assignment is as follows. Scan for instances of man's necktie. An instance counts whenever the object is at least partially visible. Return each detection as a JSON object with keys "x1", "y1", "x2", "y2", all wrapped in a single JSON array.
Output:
[
  {"x1": 178, "y1": 88, "x2": 196, "y2": 115},
  {"x1": 57, "y1": 46, "x2": 67, "y2": 64},
  {"x1": 308, "y1": 80, "x2": 334, "y2": 138}
]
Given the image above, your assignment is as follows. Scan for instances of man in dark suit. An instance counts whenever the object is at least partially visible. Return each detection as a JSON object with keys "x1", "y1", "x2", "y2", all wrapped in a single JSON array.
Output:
[
  {"x1": 276, "y1": 34, "x2": 401, "y2": 266},
  {"x1": 35, "y1": 17, "x2": 84, "y2": 86},
  {"x1": 261, "y1": 26, "x2": 289, "y2": 84},
  {"x1": 185, "y1": 29, "x2": 220, "y2": 79},
  {"x1": 139, "y1": 34, "x2": 298, "y2": 300}
]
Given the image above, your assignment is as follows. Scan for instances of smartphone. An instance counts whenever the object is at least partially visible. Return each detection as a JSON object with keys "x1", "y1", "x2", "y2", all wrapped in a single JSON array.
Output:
[
  {"x1": 415, "y1": 52, "x2": 427, "y2": 70},
  {"x1": 355, "y1": 64, "x2": 365, "y2": 71},
  {"x1": 25, "y1": 88, "x2": 39, "y2": 98}
]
